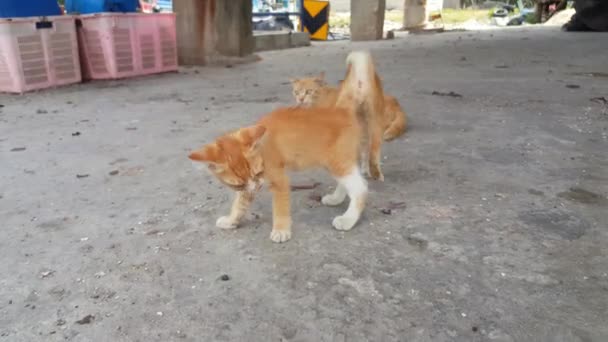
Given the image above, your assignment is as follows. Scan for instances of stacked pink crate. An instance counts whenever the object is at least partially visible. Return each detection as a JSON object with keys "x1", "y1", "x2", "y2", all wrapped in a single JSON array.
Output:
[
  {"x1": 77, "y1": 13, "x2": 177, "y2": 80},
  {"x1": 0, "y1": 16, "x2": 81, "y2": 93}
]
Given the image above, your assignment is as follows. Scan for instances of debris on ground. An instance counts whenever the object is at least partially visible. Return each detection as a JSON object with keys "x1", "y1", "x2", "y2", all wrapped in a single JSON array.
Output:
[
  {"x1": 10, "y1": 147, "x2": 26, "y2": 152},
  {"x1": 76, "y1": 174, "x2": 90, "y2": 179},
  {"x1": 72, "y1": 132, "x2": 81, "y2": 137},
  {"x1": 109, "y1": 170, "x2": 119, "y2": 176},
  {"x1": 388, "y1": 201, "x2": 407, "y2": 209},
  {"x1": 431, "y1": 91, "x2": 463, "y2": 98},
  {"x1": 590, "y1": 96, "x2": 607, "y2": 105},
  {"x1": 75, "y1": 315, "x2": 94, "y2": 325},
  {"x1": 220, "y1": 274, "x2": 230, "y2": 281},
  {"x1": 39, "y1": 270, "x2": 55, "y2": 279},
  {"x1": 407, "y1": 232, "x2": 429, "y2": 249},
  {"x1": 380, "y1": 208, "x2": 392, "y2": 215},
  {"x1": 291, "y1": 182, "x2": 321, "y2": 191},
  {"x1": 566, "y1": 84, "x2": 581, "y2": 89},
  {"x1": 308, "y1": 193, "x2": 322, "y2": 202}
]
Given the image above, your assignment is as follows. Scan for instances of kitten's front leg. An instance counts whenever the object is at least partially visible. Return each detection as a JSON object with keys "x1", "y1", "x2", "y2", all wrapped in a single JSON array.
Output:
[
  {"x1": 269, "y1": 173, "x2": 292, "y2": 243},
  {"x1": 216, "y1": 191, "x2": 254, "y2": 229}
]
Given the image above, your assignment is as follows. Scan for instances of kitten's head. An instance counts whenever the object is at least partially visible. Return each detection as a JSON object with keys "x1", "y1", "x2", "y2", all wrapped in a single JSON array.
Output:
[
  {"x1": 290, "y1": 72, "x2": 326, "y2": 105},
  {"x1": 189, "y1": 125, "x2": 266, "y2": 193}
]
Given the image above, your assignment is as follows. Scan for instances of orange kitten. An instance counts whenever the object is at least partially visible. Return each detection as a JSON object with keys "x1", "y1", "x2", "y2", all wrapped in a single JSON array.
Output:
[
  {"x1": 290, "y1": 69, "x2": 408, "y2": 144},
  {"x1": 322, "y1": 51, "x2": 388, "y2": 181},
  {"x1": 188, "y1": 51, "x2": 378, "y2": 243}
]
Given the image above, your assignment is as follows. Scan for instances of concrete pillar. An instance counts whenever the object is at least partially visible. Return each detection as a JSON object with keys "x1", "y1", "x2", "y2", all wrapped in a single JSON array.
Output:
[
  {"x1": 173, "y1": 0, "x2": 254, "y2": 65},
  {"x1": 403, "y1": 0, "x2": 427, "y2": 29},
  {"x1": 214, "y1": 1, "x2": 254, "y2": 57},
  {"x1": 350, "y1": 0, "x2": 386, "y2": 41}
]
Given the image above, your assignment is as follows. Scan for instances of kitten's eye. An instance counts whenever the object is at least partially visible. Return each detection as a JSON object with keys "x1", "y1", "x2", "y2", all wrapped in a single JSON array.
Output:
[{"x1": 305, "y1": 90, "x2": 312, "y2": 95}]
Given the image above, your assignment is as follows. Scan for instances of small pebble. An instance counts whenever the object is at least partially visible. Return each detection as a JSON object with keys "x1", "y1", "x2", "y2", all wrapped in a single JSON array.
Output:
[{"x1": 220, "y1": 274, "x2": 230, "y2": 281}]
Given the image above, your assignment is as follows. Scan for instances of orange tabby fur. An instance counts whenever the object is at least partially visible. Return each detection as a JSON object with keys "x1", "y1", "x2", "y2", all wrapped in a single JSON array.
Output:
[
  {"x1": 333, "y1": 51, "x2": 387, "y2": 181},
  {"x1": 290, "y1": 73, "x2": 408, "y2": 142},
  {"x1": 188, "y1": 51, "x2": 379, "y2": 243}
]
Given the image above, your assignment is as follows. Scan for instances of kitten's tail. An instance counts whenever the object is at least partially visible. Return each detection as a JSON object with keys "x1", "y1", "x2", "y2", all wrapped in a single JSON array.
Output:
[
  {"x1": 383, "y1": 96, "x2": 408, "y2": 141},
  {"x1": 336, "y1": 51, "x2": 381, "y2": 109}
]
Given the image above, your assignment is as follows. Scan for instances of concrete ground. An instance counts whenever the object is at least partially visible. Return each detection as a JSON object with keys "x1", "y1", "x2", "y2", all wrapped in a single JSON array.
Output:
[{"x1": 1, "y1": 27, "x2": 608, "y2": 342}]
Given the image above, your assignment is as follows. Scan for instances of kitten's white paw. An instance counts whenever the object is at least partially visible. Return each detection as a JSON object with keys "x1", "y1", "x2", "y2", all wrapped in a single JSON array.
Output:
[
  {"x1": 332, "y1": 215, "x2": 358, "y2": 231},
  {"x1": 270, "y1": 229, "x2": 292, "y2": 243},
  {"x1": 216, "y1": 216, "x2": 238, "y2": 229},
  {"x1": 322, "y1": 193, "x2": 345, "y2": 206}
]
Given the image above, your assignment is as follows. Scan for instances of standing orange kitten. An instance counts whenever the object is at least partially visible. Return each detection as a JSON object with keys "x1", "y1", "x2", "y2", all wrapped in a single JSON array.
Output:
[
  {"x1": 188, "y1": 51, "x2": 377, "y2": 243},
  {"x1": 290, "y1": 71, "x2": 408, "y2": 166},
  {"x1": 322, "y1": 51, "x2": 388, "y2": 181}
]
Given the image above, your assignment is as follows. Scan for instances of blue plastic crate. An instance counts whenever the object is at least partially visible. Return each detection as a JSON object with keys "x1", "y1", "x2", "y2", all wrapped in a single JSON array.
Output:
[
  {"x1": 156, "y1": 0, "x2": 172, "y2": 12},
  {"x1": 65, "y1": 0, "x2": 139, "y2": 14},
  {"x1": 0, "y1": 0, "x2": 61, "y2": 18}
]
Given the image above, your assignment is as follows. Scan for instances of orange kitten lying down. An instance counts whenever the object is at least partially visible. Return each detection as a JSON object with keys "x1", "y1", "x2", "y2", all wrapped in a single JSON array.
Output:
[{"x1": 189, "y1": 51, "x2": 376, "y2": 243}]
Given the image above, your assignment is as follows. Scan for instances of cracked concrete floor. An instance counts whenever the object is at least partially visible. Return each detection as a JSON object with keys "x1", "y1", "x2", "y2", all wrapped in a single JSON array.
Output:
[{"x1": 1, "y1": 27, "x2": 607, "y2": 341}]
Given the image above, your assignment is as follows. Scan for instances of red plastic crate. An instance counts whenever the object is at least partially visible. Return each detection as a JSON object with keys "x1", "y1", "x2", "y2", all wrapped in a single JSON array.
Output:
[
  {"x1": 77, "y1": 13, "x2": 177, "y2": 80},
  {"x1": 0, "y1": 16, "x2": 81, "y2": 93}
]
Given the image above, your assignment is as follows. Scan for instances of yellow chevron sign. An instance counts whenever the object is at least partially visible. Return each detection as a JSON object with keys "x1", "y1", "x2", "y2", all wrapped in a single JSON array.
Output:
[{"x1": 301, "y1": 0, "x2": 329, "y2": 40}]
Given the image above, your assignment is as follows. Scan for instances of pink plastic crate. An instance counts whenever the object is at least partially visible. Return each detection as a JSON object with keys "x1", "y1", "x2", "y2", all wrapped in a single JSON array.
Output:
[
  {"x1": 0, "y1": 16, "x2": 81, "y2": 93},
  {"x1": 77, "y1": 13, "x2": 177, "y2": 80}
]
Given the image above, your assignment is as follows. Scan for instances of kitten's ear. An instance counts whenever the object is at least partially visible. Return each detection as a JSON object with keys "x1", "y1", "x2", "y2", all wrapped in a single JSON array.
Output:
[
  {"x1": 241, "y1": 125, "x2": 267, "y2": 152},
  {"x1": 189, "y1": 145, "x2": 225, "y2": 171},
  {"x1": 189, "y1": 144, "x2": 220, "y2": 163},
  {"x1": 318, "y1": 71, "x2": 325, "y2": 80}
]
